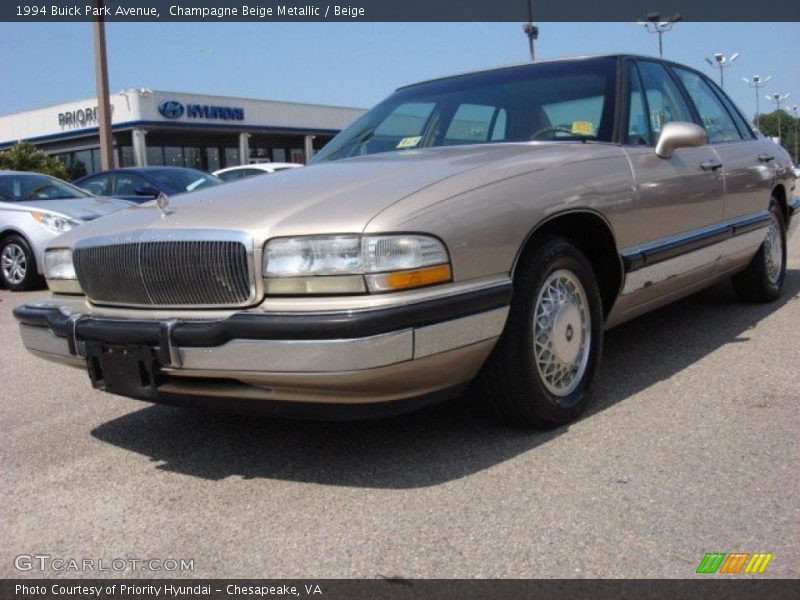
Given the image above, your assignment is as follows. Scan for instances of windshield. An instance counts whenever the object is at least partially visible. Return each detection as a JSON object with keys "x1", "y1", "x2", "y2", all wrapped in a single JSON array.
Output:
[
  {"x1": 0, "y1": 173, "x2": 91, "y2": 201},
  {"x1": 149, "y1": 169, "x2": 222, "y2": 193},
  {"x1": 312, "y1": 58, "x2": 617, "y2": 164}
]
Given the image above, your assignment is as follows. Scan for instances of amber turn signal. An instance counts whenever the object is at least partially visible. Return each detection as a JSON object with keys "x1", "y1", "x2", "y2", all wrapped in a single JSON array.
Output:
[{"x1": 366, "y1": 264, "x2": 452, "y2": 292}]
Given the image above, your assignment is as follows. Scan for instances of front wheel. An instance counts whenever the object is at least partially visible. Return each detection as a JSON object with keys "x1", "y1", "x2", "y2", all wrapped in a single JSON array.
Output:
[
  {"x1": 476, "y1": 236, "x2": 604, "y2": 428},
  {"x1": 732, "y1": 199, "x2": 786, "y2": 303},
  {"x1": 0, "y1": 235, "x2": 40, "y2": 291}
]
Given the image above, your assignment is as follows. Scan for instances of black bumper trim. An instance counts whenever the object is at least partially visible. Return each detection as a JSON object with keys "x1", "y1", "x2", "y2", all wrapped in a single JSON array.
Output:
[{"x1": 13, "y1": 283, "x2": 512, "y2": 349}]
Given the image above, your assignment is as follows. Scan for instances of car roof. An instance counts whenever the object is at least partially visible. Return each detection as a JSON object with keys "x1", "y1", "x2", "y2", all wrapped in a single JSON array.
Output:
[
  {"x1": 0, "y1": 170, "x2": 59, "y2": 177},
  {"x1": 397, "y1": 53, "x2": 662, "y2": 90},
  {"x1": 115, "y1": 166, "x2": 205, "y2": 173},
  {"x1": 78, "y1": 166, "x2": 207, "y2": 178}
]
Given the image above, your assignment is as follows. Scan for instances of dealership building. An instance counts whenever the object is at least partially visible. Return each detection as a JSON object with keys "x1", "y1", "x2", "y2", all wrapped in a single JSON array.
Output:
[{"x1": 0, "y1": 89, "x2": 365, "y2": 177}]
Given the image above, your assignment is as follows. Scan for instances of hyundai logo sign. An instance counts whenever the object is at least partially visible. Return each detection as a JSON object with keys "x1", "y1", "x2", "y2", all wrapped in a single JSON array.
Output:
[
  {"x1": 158, "y1": 100, "x2": 184, "y2": 119},
  {"x1": 158, "y1": 99, "x2": 245, "y2": 121}
]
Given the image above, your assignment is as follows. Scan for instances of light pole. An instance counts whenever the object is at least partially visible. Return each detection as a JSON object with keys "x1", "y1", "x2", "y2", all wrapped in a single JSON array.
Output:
[
  {"x1": 704, "y1": 52, "x2": 739, "y2": 89},
  {"x1": 522, "y1": 0, "x2": 538, "y2": 61},
  {"x1": 742, "y1": 75, "x2": 771, "y2": 129},
  {"x1": 766, "y1": 93, "x2": 791, "y2": 143},
  {"x1": 639, "y1": 12, "x2": 682, "y2": 58},
  {"x1": 792, "y1": 104, "x2": 799, "y2": 164},
  {"x1": 92, "y1": 0, "x2": 114, "y2": 170}
]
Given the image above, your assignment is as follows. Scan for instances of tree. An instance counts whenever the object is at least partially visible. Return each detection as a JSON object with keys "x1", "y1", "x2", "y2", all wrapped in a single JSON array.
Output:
[
  {"x1": 0, "y1": 141, "x2": 69, "y2": 179},
  {"x1": 756, "y1": 110, "x2": 799, "y2": 164}
]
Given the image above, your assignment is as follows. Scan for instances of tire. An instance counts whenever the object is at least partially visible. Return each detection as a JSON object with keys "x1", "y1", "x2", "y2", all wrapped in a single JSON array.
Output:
[
  {"x1": 0, "y1": 235, "x2": 40, "y2": 291},
  {"x1": 476, "y1": 236, "x2": 604, "y2": 428},
  {"x1": 732, "y1": 199, "x2": 786, "y2": 303}
]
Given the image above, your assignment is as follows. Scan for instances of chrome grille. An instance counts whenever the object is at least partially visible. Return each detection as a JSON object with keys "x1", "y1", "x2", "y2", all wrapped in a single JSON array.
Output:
[{"x1": 73, "y1": 232, "x2": 255, "y2": 308}]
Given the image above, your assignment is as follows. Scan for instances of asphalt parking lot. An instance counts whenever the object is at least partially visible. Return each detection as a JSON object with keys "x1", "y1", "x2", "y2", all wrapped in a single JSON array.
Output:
[{"x1": 1, "y1": 235, "x2": 798, "y2": 579}]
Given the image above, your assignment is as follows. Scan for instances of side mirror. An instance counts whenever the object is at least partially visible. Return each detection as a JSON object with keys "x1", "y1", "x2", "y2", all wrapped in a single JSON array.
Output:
[
  {"x1": 655, "y1": 122, "x2": 706, "y2": 158},
  {"x1": 134, "y1": 186, "x2": 160, "y2": 198}
]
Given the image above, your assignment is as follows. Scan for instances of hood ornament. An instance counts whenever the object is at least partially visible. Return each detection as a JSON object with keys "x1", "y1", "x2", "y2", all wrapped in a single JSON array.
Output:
[{"x1": 156, "y1": 192, "x2": 171, "y2": 218}]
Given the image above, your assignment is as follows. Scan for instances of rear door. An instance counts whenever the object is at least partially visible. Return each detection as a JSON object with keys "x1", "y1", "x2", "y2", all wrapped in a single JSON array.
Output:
[
  {"x1": 619, "y1": 59, "x2": 725, "y2": 297},
  {"x1": 670, "y1": 66, "x2": 775, "y2": 224}
]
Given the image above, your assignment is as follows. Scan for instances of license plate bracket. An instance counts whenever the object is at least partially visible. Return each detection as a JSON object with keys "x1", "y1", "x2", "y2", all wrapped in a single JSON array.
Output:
[{"x1": 85, "y1": 341, "x2": 161, "y2": 401}]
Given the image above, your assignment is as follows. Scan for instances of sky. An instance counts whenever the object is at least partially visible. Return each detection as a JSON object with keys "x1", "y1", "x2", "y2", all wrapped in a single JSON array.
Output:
[{"x1": 0, "y1": 22, "x2": 798, "y2": 121}]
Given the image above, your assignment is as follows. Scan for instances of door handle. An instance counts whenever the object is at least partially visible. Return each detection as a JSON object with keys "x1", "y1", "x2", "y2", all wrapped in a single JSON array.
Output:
[
  {"x1": 700, "y1": 159, "x2": 723, "y2": 172},
  {"x1": 757, "y1": 153, "x2": 775, "y2": 163}
]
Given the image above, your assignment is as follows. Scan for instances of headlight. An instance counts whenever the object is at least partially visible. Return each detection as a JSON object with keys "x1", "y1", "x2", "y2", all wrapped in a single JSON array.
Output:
[
  {"x1": 32, "y1": 211, "x2": 81, "y2": 233},
  {"x1": 263, "y1": 234, "x2": 451, "y2": 294},
  {"x1": 44, "y1": 248, "x2": 82, "y2": 294}
]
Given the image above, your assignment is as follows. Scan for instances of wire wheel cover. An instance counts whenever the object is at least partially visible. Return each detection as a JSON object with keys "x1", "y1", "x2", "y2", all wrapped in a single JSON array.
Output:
[
  {"x1": 764, "y1": 213, "x2": 783, "y2": 285},
  {"x1": 533, "y1": 269, "x2": 591, "y2": 397}
]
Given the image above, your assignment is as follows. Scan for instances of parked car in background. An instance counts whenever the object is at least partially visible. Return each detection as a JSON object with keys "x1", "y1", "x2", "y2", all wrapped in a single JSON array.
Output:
[
  {"x1": 74, "y1": 167, "x2": 221, "y2": 203},
  {"x1": 13, "y1": 55, "x2": 799, "y2": 427},
  {"x1": 0, "y1": 171, "x2": 133, "y2": 290},
  {"x1": 213, "y1": 163, "x2": 302, "y2": 182}
]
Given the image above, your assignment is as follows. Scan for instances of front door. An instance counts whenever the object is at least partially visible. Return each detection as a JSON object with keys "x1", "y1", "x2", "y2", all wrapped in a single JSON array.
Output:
[{"x1": 619, "y1": 59, "x2": 725, "y2": 299}]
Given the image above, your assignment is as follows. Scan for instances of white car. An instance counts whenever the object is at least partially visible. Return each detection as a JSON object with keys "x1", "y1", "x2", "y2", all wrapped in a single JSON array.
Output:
[{"x1": 212, "y1": 163, "x2": 301, "y2": 182}]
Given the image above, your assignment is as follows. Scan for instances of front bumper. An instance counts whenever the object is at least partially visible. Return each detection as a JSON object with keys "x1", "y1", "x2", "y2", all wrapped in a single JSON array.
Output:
[{"x1": 14, "y1": 283, "x2": 511, "y2": 416}]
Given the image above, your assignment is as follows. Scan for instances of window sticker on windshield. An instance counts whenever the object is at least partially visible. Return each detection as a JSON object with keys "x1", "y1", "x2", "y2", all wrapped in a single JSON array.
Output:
[
  {"x1": 571, "y1": 121, "x2": 594, "y2": 136},
  {"x1": 396, "y1": 136, "x2": 422, "y2": 149}
]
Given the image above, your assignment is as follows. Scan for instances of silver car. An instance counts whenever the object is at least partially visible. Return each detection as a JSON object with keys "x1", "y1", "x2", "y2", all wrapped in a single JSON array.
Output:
[
  {"x1": 13, "y1": 55, "x2": 799, "y2": 427},
  {"x1": 1, "y1": 171, "x2": 133, "y2": 290}
]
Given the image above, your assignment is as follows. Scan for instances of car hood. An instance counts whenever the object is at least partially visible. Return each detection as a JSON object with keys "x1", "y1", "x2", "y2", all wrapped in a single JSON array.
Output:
[
  {"x1": 51, "y1": 144, "x2": 593, "y2": 248},
  {"x1": 17, "y1": 196, "x2": 134, "y2": 220}
]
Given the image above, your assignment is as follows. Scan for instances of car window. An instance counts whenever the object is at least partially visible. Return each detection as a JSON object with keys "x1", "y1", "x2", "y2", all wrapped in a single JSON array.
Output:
[
  {"x1": 625, "y1": 62, "x2": 651, "y2": 145},
  {"x1": 217, "y1": 168, "x2": 264, "y2": 182},
  {"x1": 239, "y1": 168, "x2": 268, "y2": 178},
  {"x1": 540, "y1": 95, "x2": 605, "y2": 139},
  {"x1": 636, "y1": 61, "x2": 694, "y2": 144},
  {"x1": 0, "y1": 173, "x2": 90, "y2": 201},
  {"x1": 114, "y1": 173, "x2": 151, "y2": 196},
  {"x1": 148, "y1": 169, "x2": 221, "y2": 193},
  {"x1": 79, "y1": 174, "x2": 112, "y2": 196},
  {"x1": 313, "y1": 57, "x2": 617, "y2": 163},
  {"x1": 444, "y1": 104, "x2": 502, "y2": 145},
  {"x1": 704, "y1": 77, "x2": 755, "y2": 139},
  {"x1": 672, "y1": 67, "x2": 743, "y2": 143},
  {"x1": 370, "y1": 102, "x2": 435, "y2": 153}
]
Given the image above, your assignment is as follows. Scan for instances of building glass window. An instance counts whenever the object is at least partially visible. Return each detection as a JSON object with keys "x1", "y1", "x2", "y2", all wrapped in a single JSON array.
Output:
[
  {"x1": 120, "y1": 146, "x2": 135, "y2": 167},
  {"x1": 91, "y1": 149, "x2": 102, "y2": 174},
  {"x1": 183, "y1": 147, "x2": 202, "y2": 169},
  {"x1": 206, "y1": 148, "x2": 221, "y2": 172},
  {"x1": 290, "y1": 149, "x2": 305, "y2": 164},
  {"x1": 164, "y1": 146, "x2": 184, "y2": 167},
  {"x1": 73, "y1": 149, "x2": 93, "y2": 178},
  {"x1": 272, "y1": 149, "x2": 287, "y2": 162},
  {"x1": 147, "y1": 146, "x2": 165, "y2": 166},
  {"x1": 224, "y1": 147, "x2": 240, "y2": 167}
]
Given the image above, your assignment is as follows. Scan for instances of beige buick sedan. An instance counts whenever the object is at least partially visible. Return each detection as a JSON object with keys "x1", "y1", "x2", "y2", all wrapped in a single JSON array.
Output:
[{"x1": 15, "y1": 55, "x2": 798, "y2": 428}]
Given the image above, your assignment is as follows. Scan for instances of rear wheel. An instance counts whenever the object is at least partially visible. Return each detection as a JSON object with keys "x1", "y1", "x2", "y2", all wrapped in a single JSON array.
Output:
[
  {"x1": 476, "y1": 236, "x2": 604, "y2": 428},
  {"x1": 0, "y1": 235, "x2": 40, "y2": 291},
  {"x1": 732, "y1": 199, "x2": 786, "y2": 303}
]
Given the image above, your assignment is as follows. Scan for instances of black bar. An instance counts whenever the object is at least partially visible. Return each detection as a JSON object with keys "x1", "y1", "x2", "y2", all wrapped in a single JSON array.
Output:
[
  {"x1": 1, "y1": 579, "x2": 797, "y2": 600},
  {"x1": 1, "y1": 0, "x2": 798, "y2": 22},
  {"x1": 12, "y1": 283, "x2": 512, "y2": 348}
]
